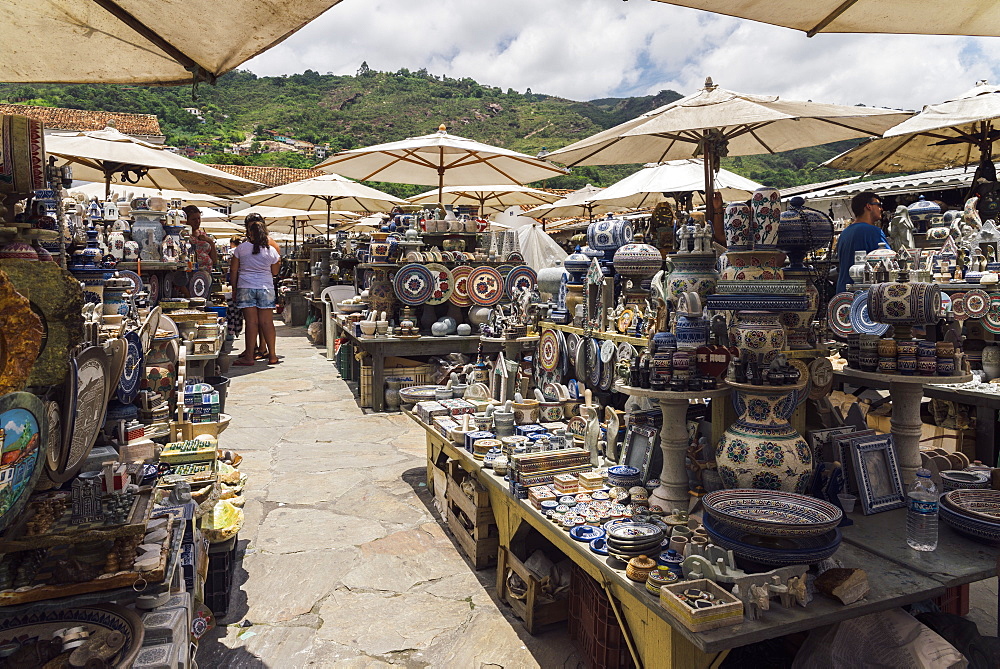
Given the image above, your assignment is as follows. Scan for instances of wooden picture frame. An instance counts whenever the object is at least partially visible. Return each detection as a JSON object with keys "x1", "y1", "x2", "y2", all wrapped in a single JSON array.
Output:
[
  {"x1": 621, "y1": 423, "x2": 659, "y2": 481},
  {"x1": 850, "y1": 433, "x2": 906, "y2": 515}
]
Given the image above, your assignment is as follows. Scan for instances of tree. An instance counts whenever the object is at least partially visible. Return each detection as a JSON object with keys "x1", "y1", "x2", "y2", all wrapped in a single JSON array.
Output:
[{"x1": 357, "y1": 61, "x2": 371, "y2": 77}]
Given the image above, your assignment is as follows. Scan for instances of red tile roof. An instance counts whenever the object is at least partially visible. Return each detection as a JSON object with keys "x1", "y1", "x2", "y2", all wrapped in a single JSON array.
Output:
[
  {"x1": 207, "y1": 164, "x2": 327, "y2": 188},
  {"x1": 0, "y1": 103, "x2": 162, "y2": 137}
]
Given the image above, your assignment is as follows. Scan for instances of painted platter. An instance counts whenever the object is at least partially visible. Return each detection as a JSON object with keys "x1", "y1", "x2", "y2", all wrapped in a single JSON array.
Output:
[
  {"x1": 161, "y1": 272, "x2": 173, "y2": 300},
  {"x1": 467, "y1": 266, "x2": 504, "y2": 307},
  {"x1": 57, "y1": 358, "x2": 77, "y2": 475},
  {"x1": 398, "y1": 385, "x2": 443, "y2": 405},
  {"x1": 849, "y1": 291, "x2": 889, "y2": 336},
  {"x1": 587, "y1": 339, "x2": 602, "y2": 388},
  {"x1": 504, "y1": 251, "x2": 524, "y2": 263},
  {"x1": 189, "y1": 269, "x2": 212, "y2": 299},
  {"x1": 146, "y1": 272, "x2": 160, "y2": 305},
  {"x1": 574, "y1": 339, "x2": 587, "y2": 379},
  {"x1": 423, "y1": 263, "x2": 454, "y2": 306},
  {"x1": 496, "y1": 264, "x2": 515, "y2": 279},
  {"x1": 0, "y1": 392, "x2": 48, "y2": 533},
  {"x1": 606, "y1": 522, "x2": 663, "y2": 540},
  {"x1": 118, "y1": 331, "x2": 144, "y2": 404},
  {"x1": 939, "y1": 292, "x2": 952, "y2": 318},
  {"x1": 557, "y1": 330, "x2": 569, "y2": 378},
  {"x1": 393, "y1": 263, "x2": 436, "y2": 306},
  {"x1": 52, "y1": 346, "x2": 111, "y2": 483},
  {"x1": 826, "y1": 291, "x2": 855, "y2": 339},
  {"x1": 951, "y1": 292, "x2": 968, "y2": 321},
  {"x1": 964, "y1": 288, "x2": 991, "y2": 319},
  {"x1": 538, "y1": 329, "x2": 560, "y2": 372},
  {"x1": 942, "y1": 489, "x2": 1000, "y2": 523},
  {"x1": 504, "y1": 266, "x2": 537, "y2": 299},
  {"x1": 449, "y1": 265, "x2": 473, "y2": 307},
  {"x1": 0, "y1": 604, "x2": 144, "y2": 668},
  {"x1": 567, "y1": 415, "x2": 587, "y2": 437},
  {"x1": 103, "y1": 337, "x2": 127, "y2": 405},
  {"x1": 983, "y1": 296, "x2": 1000, "y2": 335},
  {"x1": 565, "y1": 332, "x2": 581, "y2": 361},
  {"x1": 117, "y1": 269, "x2": 143, "y2": 294},
  {"x1": 44, "y1": 399, "x2": 62, "y2": 473},
  {"x1": 939, "y1": 504, "x2": 1000, "y2": 543},
  {"x1": 703, "y1": 515, "x2": 841, "y2": 566},
  {"x1": 598, "y1": 347, "x2": 616, "y2": 391},
  {"x1": 703, "y1": 489, "x2": 842, "y2": 538},
  {"x1": 600, "y1": 340, "x2": 617, "y2": 363}
]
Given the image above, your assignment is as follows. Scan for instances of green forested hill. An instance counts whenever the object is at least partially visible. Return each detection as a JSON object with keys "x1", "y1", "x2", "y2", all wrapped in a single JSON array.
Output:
[{"x1": 0, "y1": 68, "x2": 857, "y2": 195}]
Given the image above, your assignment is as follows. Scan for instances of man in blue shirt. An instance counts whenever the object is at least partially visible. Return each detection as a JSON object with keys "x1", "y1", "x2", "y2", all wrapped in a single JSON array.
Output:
[{"x1": 836, "y1": 191, "x2": 889, "y2": 293}]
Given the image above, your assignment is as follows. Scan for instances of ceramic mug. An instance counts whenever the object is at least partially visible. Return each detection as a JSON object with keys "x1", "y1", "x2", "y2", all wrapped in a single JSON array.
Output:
[
  {"x1": 935, "y1": 341, "x2": 955, "y2": 358},
  {"x1": 918, "y1": 356, "x2": 937, "y2": 376},
  {"x1": 898, "y1": 355, "x2": 918, "y2": 375},
  {"x1": 668, "y1": 536, "x2": 688, "y2": 554},
  {"x1": 937, "y1": 357, "x2": 956, "y2": 376}
]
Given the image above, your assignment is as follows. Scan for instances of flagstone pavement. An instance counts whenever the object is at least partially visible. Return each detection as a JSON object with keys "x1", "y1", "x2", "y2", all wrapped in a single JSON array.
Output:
[{"x1": 196, "y1": 323, "x2": 997, "y2": 667}]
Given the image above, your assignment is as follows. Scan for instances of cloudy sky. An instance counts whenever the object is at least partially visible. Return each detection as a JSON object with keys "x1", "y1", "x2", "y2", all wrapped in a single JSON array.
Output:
[{"x1": 244, "y1": 0, "x2": 1000, "y2": 111}]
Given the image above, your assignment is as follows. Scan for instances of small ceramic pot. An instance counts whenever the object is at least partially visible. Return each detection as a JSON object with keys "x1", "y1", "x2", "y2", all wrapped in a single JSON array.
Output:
[
  {"x1": 493, "y1": 453, "x2": 509, "y2": 476},
  {"x1": 512, "y1": 400, "x2": 540, "y2": 425},
  {"x1": 562, "y1": 400, "x2": 581, "y2": 418},
  {"x1": 493, "y1": 412, "x2": 515, "y2": 438},
  {"x1": 473, "y1": 413, "x2": 492, "y2": 431},
  {"x1": 897, "y1": 340, "x2": 919, "y2": 357},
  {"x1": 918, "y1": 356, "x2": 937, "y2": 376},
  {"x1": 937, "y1": 357, "x2": 956, "y2": 376},
  {"x1": 935, "y1": 341, "x2": 955, "y2": 359},
  {"x1": 877, "y1": 338, "x2": 897, "y2": 358},
  {"x1": 671, "y1": 350, "x2": 691, "y2": 381},
  {"x1": 359, "y1": 321, "x2": 377, "y2": 337},
  {"x1": 877, "y1": 357, "x2": 897, "y2": 374},
  {"x1": 859, "y1": 352, "x2": 879, "y2": 372},
  {"x1": 435, "y1": 387, "x2": 452, "y2": 401},
  {"x1": 671, "y1": 525, "x2": 691, "y2": 539},
  {"x1": 375, "y1": 320, "x2": 389, "y2": 336},
  {"x1": 540, "y1": 402, "x2": 563, "y2": 422},
  {"x1": 898, "y1": 355, "x2": 917, "y2": 375},
  {"x1": 668, "y1": 536, "x2": 688, "y2": 554},
  {"x1": 917, "y1": 340, "x2": 937, "y2": 358}
]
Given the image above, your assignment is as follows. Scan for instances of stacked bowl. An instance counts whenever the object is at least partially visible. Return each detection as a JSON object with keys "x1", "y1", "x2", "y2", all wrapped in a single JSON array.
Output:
[
  {"x1": 605, "y1": 522, "x2": 666, "y2": 562},
  {"x1": 702, "y1": 489, "x2": 842, "y2": 568},
  {"x1": 607, "y1": 465, "x2": 642, "y2": 489},
  {"x1": 939, "y1": 489, "x2": 1000, "y2": 544}
]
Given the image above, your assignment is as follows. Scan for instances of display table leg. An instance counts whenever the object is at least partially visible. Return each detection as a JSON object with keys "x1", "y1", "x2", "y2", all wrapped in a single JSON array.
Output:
[
  {"x1": 372, "y1": 348, "x2": 385, "y2": 412},
  {"x1": 324, "y1": 302, "x2": 334, "y2": 361},
  {"x1": 650, "y1": 398, "x2": 691, "y2": 511},
  {"x1": 889, "y1": 381, "x2": 923, "y2": 485}
]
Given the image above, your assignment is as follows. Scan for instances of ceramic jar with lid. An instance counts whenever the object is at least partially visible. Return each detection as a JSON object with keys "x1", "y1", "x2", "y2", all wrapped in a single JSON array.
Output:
[
  {"x1": 664, "y1": 253, "x2": 718, "y2": 308},
  {"x1": 730, "y1": 311, "x2": 785, "y2": 367}
]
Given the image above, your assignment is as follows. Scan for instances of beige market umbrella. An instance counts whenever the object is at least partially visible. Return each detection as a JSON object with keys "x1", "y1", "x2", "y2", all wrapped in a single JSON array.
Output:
[
  {"x1": 547, "y1": 78, "x2": 911, "y2": 219},
  {"x1": 523, "y1": 185, "x2": 618, "y2": 221},
  {"x1": 590, "y1": 159, "x2": 764, "y2": 208},
  {"x1": 230, "y1": 205, "x2": 347, "y2": 245},
  {"x1": 647, "y1": 1, "x2": 1000, "y2": 37},
  {"x1": 825, "y1": 81, "x2": 1000, "y2": 174},
  {"x1": 0, "y1": 0, "x2": 346, "y2": 84},
  {"x1": 241, "y1": 173, "x2": 405, "y2": 241},
  {"x1": 315, "y1": 124, "x2": 568, "y2": 204},
  {"x1": 69, "y1": 182, "x2": 229, "y2": 207},
  {"x1": 407, "y1": 184, "x2": 560, "y2": 215},
  {"x1": 47, "y1": 127, "x2": 262, "y2": 196}
]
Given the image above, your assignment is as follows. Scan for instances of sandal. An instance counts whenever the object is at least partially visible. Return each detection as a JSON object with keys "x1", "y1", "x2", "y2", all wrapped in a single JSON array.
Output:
[
  {"x1": 267, "y1": 358, "x2": 282, "y2": 365},
  {"x1": 232, "y1": 358, "x2": 255, "y2": 367}
]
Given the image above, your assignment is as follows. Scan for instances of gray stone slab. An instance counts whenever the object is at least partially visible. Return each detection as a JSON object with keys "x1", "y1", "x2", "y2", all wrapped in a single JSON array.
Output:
[
  {"x1": 257, "y1": 508, "x2": 386, "y2": 554},
  {"x1": 242, "y1": 548, "x2": 359, "y2": 622}
]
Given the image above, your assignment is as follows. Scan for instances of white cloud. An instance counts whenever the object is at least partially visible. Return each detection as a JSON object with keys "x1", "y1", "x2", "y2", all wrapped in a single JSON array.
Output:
[
  {"x1": 244, "y1": 0, "x2": 1000, "y2": 110},
  {"x1": 3, "y1": 420, "x2": 23, "y2": 435}
]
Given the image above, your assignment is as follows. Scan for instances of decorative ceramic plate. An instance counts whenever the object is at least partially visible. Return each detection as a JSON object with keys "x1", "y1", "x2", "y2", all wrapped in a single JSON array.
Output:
[
  {"x1": 849, "y1": 291, "x2": 889, "y2": 336},
  {"x1": 703, "y1": 489, "x2": 842, "y2": 538},
  {"x1": 146, "y1": 272, "x2": 160, "y2": 305},
  {"x1": 393, "y1": 263, "x2": 436, "y2": 306},
  {"x1": 589, "y1": 536, "x2": 609, "y2": 555},
  {"x1": 941, "y1": 489, "x2": 1000, "y2": 523},
  {"x1": 189, "y1": 269, "x2": 212, "y2": 299},
  {"x1": 103, "y1": 337, "x2": 127, "y2": 404},
  {"x1": 703, "y1": 514, "x2": 841, "y2": 566},
  {"x1": 570, "y1": 525, "x2": 606, "y2": 542},
  {"x1": 53, "y1": 347, "x2": 111, "y2": 483},
  {"x1": 0, "y1": 392, "x2": 48, "y2": 533},
  {"x1": 467, "y1": 266, "x2": 504, "y2": 306},
  {"x1": 574, "y1": 341, "x2": 586, "y2": 379},
  {"x1": 0, "y1": 604, "x2": 143, "y2": 668},
  {"x1": 983, "y1": 296, "x2": 1000, "y2": 335},
  {"x1": 939, "y1": 292, "x2": 952, "y2": 318},
  {"x1": 161, "y1": 272, "x2": 173, "y2": 300},
  {"x1": 939, "y1": 504, "x2": 1000, "y2": 543},
  {"x1": 599, "y1": 348, "x2": 615, "y2": 391},
  {"x1": 539, "y1": 329, "x2": 560, "y2": 372},
  {"x1": 826, "y1": 291, "x2": 855, "y2": 339},
  {"x1": 607, "y1": 522, "x2": 664, "y2": 540},
  {"x1": 557, "y1": 330, "x2": 569, "y2": 378},
  {"x1": 138, "y1": 306, "x2": 160, "y2": 355},
  {"x1": 398, "y1": 385, "x2": 443, "y2": 405},
  {"x1": 588, "y1": 353, "x2": 602, "y2": 388},
  {"x1": 44, "y1": 399, "x2": 62, "y2": 473},
  {"x1": 118, "y1": 331, "x2": 144, "y2": 404},
  {"x1": 449, "y1": 265, "x2": 473, "y2": 307},
  {"x1": 504, "y1": 265, "x2": 537, "y2": 299},
  {"x1": 505, "y1": 251, "x2": 524, "y2": 263},
  {"x1": 117, "y1": 269, "x2": 143, "y2": 294},
  {"x1": 950, "y1": 292, "x2": 968, "y2": 321},
  {"x1": 496, "y1": 264, "x2": 515, "y2": 279},
  {"x1": 600, "y1": 340, "x2": 617, "y2": 363},
  {"x1": 964, "y1": 288, "x2": 990, "y2": 318},
  {"x1": 423, "y1": 263, "x2": 454, "y2": 305},
  {"x1": 565, "y1": 332, "x2": 580, "y2": 361},
  {"x1": 57, "y1": 358, "x2": 78, "y2": 475}
]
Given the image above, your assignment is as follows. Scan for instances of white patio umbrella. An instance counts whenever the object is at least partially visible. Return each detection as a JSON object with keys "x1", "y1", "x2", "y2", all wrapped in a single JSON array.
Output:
[
  {"x1": 0, "y1": 0, "x2": 347, "y2": 84},
  {"x1": 523, "y1": 185, "x2": 619, "y2": 221},
  {"x1": 230, "y1": 205, "x2": 348, "y2": 245},
  {"x1": 240, "y1": 173, "x2": 405, "y2": 241},
  {"x1": 647, "y1": 1, "x2": 1000, "y2": 37},
  {"x1": 407, "y1": 184, "x2": 561, "y2": 215},
  {"x1": 825, "y1": 81, "x2": 1000, "y2": 174},
  {"x1": 547, "y1": 78, "x2": 911, "y2": 220},
  {"x1": 197, "y1": 207, "x2": 227, "y2": 222},
  {"x1": 590, "y1": 160, "x2": 764, "y2": 208},
  {"x1": 69, "y1": 182, "x2": 229, "y2": 207},
  {"x1": 315, "y1": 124, "x2": 568, "y2": 204},
  {"x1": 46, "y1": 127, "x2": 262, "y2": 196}
]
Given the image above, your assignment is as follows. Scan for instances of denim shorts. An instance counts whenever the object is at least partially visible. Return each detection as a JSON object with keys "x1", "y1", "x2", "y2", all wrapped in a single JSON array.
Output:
[{"x1": 235, "y1": 287, "x2": 276, "y2": 309}]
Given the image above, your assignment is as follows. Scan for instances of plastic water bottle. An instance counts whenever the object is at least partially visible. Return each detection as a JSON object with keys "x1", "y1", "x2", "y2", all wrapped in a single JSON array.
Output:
[{"x1": 906, "y1": 468, "x2": 939, "y2": 551}]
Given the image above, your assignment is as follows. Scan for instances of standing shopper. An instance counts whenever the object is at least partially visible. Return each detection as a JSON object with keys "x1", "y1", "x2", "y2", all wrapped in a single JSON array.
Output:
[
  {"x1": 835, "y1": 191, "x2": 889, "y2": 293},
  {"x1": 183, "y1": 205, "x2": 219, "y2": 271},
  {"x1": 230, "y1": 214, "x2": 281, "y2": 366}
]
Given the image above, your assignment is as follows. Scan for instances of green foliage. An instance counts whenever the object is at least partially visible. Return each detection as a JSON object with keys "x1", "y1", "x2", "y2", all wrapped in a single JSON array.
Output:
[{"x1": 0, "y1": 69, "x2": 862, "y2": 191}]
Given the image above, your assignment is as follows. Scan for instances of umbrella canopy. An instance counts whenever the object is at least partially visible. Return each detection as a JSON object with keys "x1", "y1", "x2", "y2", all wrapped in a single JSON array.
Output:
[
  {"x1": 1, "y1": 0, "x2": 346, "y2": 84},
  {"x1": 201, "y1": 221, "x2": 244, "y2": 235},
  {"x1": 229, "y1": 205, "x2": 329, "y2": 223},
  {"x1": 196, "y1": 207, "x2": 227, "y2": 222},
  {"x1": 590, "y1": 159, "x2": 764, "y2": 208},
  {"x1": 547, "y1": 78, "x2": 911, "y2": 218},
  {"x1": 315, "y1": 124, "x2": 568, "y2": 203},
  {"x1": 647, "y1": 1, "x2": 1000, "y2": 37},
  {"x1": 68, "y1": 182, "x2": 229, "y2": 207},
  {"x1": 407, "y1": 185, "x2": 561, "y2": 215},
  {"x1": 523, "y1": 185, "x2": 619, "y2": 220},
  {"x1": 47, "y1": 127, "x2": 262, "y2": 196},
  {"x1": 825, "y1": 81, "x2": 1000, "y2": 174}
]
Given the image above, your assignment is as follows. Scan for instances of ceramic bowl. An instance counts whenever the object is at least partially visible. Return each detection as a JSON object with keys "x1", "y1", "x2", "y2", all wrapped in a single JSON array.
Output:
[
  {"x1": 703, "y1": 489, "x2": 842, "y2": 538},
  {"x1": 939, "y1": 503, "x2": 1000, "y2": 543},
  {"x1": 939, "y1": 470, "x2": 992, "y2": 492},
  {"x1": 703, "y1": 514, "x2": 842, "y2": 566}
]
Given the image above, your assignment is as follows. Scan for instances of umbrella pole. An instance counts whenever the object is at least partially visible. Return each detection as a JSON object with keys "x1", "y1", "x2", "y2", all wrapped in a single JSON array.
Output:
[
  {"x1": 293, "y1": 216, "x2": 297, "y2": 248},
  {"x1": 438, "y1": 166, "x2": 445, "y2": 213},
  {"x1": 703, "y1": 149, "x2": 715, "y2": 221},
  {"x1": 105, "y1": 172, "x2": 112, "y2": 199},
  {"x1": 326, "y1": 199, "x2": 332, "y2": 243}
]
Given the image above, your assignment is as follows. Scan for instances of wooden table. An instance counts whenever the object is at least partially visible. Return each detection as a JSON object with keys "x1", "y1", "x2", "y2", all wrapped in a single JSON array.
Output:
[
  {"x1": 411, "y1": 412, "x2": 994, "y2": 668},
  {"x1": 834, "y1": 369, "x2": 972, "y2": 485},
  {"x1": 922, "y1": 383, "x2": 1000, "y2": 467}
]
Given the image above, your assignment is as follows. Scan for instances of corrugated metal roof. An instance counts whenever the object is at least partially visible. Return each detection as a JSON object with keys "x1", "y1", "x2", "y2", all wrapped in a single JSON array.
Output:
[{"x1": 794, "y1": 163, "x2": 995, "y2": 200}]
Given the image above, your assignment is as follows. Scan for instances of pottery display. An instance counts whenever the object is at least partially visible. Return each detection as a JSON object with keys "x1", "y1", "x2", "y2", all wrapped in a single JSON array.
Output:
[
  {"x1": 867, "y1": 281, "x2": 941, "y2": 325},
  {"x1": 664, "y1": 253, "x2": 718, "y2": 308}
]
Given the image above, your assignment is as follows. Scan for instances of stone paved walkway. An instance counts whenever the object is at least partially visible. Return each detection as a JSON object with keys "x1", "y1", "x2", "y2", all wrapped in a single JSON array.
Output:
[
  {"x1": 196, "y1": 323, "x2": 581, "y2": 668},
  {"x1": 197, "y1": 323, "x2": 997, "y2": 667}
]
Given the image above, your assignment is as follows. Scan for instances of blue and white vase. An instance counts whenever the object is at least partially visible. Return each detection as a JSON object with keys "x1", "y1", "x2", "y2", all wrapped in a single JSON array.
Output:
[
  {"x1": 664, "y1": 254, "x2": 718, "y2": 308},
  {"x1": 675, "y1": 313, "x2": 709, "y2": 349}
]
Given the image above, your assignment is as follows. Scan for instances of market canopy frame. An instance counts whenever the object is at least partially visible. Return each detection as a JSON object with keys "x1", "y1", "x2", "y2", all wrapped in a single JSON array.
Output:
[
  {"x1": 407, "y1": 184, "x2": 561, "y2": 215},
  {"x1": 589, "y1": 159, "x2": 764, "y2": 209}
]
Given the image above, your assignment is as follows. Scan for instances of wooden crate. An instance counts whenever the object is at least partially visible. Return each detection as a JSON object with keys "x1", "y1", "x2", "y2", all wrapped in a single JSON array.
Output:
[
  {"x1": 446, "y1": 504, "x2": 499, "y2": 570},
  {"x1": 446, "y1": 461, "x2": 493, "y2": 530},
  {"x1": 360, "y1": 358, "x2": 434, "y2": 407},
  {"x1": 497, "y1": 546, "x2": 569, "y2": 634}
]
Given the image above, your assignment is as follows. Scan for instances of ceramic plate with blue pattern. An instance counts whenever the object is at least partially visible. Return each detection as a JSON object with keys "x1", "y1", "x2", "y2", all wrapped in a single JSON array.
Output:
[
  {"x1": 849, "y1": 291, "x2": 889, "y2": 336},
  {"x1": 393, "y1": 263, "x2": 435, "y2": 306}
]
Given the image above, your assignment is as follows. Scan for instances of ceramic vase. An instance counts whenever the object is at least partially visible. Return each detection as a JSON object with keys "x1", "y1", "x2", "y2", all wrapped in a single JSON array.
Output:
[
  {"x1": 613, "y1": 243, "x2": 663, "y2": 281},
  {"x1": 982, "y1": 345, "x2": 1000, "y2": 381},
  {"x1": 664, "y1": 253, "x2": 718, "y2": 308},
  {"x1": 777, "y1": 266, "x2": 819, "y2": 350},
  {"x1": 716, "y1": 387, "x2": 813, "y2": 493},
  {"x1": 724, "y1": 201, "x2": 753, "y2": 251},
  {"x1": 674, "y1": 314, "x2": 709, "y2": 349},
  {"x1": 776, "y1": 200, "x2": 834, "y2": 267},
  {"x1": 368, "y1": 268, "x2": 396, "y2": 322},
  {"x1": 720, "y1": 249, "x2": 786, "y2": 281},
  {"x1": 749, "y1": 187, "x2": 781, "y2": 249},
  {"x1": 385, "y1": 379, "x2": 404, "y2": 411},
  {"x1": 730, "y1": 311, "x2": 785, "y2": 366}
]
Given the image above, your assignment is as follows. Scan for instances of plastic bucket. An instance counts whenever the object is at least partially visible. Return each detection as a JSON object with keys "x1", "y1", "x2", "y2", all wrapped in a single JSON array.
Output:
[{"x1": 205, "y1": 376, "x2": 230, "y2": 413}]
